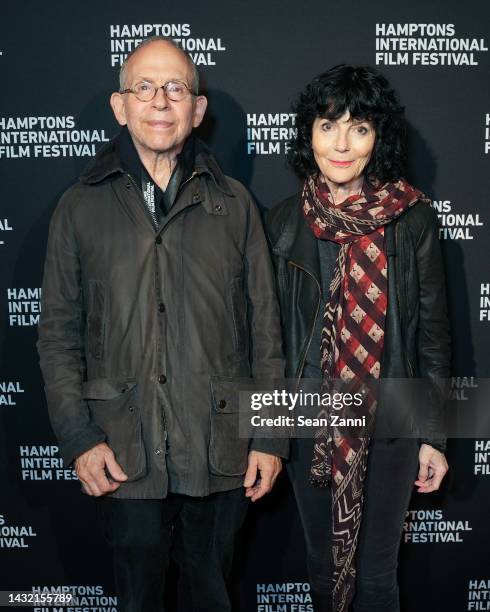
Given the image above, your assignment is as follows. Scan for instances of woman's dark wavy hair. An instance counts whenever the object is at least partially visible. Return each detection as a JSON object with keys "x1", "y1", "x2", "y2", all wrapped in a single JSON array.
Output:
[{"x1": 288, "y1": 64, "x2": 407, "y2": 182}]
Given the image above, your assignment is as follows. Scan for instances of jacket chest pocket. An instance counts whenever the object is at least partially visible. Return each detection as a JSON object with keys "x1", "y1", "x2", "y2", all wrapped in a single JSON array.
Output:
[{"x1": 87, "y1": 280, "x2": 107, "y2": 359}]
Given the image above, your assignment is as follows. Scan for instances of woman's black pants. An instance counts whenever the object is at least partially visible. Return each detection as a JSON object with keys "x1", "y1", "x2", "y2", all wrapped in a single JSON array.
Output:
[{"x1": 287, "y1": 436, "x2": 419, "y2": 612}]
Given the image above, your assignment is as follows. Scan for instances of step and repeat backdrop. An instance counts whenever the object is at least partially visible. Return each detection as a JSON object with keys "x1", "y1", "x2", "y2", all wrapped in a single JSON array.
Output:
[{"x1": 1, "y1": 0, "x2": 489, "y2": 610}]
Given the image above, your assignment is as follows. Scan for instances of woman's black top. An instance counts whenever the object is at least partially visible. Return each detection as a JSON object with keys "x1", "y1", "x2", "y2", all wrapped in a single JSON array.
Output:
[{"x1": 303, "y1": 238, "x2": 340, "y2": 379}]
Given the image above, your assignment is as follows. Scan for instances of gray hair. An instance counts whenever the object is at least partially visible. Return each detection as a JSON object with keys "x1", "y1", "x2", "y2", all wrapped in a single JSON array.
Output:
[{"x1": 118, "y1": 35, "x2": 199, "y2": 94}]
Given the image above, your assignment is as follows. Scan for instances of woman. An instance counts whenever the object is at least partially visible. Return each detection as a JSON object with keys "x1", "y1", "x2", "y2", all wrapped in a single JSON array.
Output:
[{"x1": 265, "y1": 65, "x2": 451, "y2": 612}]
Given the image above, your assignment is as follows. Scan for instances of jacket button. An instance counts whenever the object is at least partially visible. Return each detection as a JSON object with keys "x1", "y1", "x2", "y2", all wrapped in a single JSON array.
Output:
[
  {"x1": 158, "y1": 374, "x2": 167, "y2": 384},
  {"x1": 155, "y1": 236, "x2": 162, "y2": 245},
  {"x1": 215, "y1": 204, "x2": 222, "y2": 212},
  {"x1": 192, "y1": 193, "x2": 200, "y2": 202},
  {"x1": 128, "y1": 405, "x2": 135, "y2": 412},
  {"x1": 155, "y1": 448, "x2": 162, "y2": 455},
  {"x1": 218, "y1": 399, "x2": 227, "y2": 410},
  {"x1": 159, "y1": 303, "x2": 165, "y2": 313}
]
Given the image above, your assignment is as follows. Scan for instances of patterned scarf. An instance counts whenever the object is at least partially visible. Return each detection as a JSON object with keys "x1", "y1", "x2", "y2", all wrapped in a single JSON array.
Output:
[{"x1": 302, "y1": 173, "x2": 429, "y2": 612}]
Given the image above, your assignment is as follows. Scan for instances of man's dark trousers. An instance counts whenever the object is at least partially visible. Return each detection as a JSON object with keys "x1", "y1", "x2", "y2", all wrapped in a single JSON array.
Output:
[{"x1": 97, "y1": 487, "x2": 250, "y2": 612}]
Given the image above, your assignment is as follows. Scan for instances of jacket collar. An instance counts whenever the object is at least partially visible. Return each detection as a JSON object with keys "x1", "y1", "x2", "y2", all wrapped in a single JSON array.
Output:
[
  {"x1": 272, "y1": 193, "x2": 320, "y2": 284},
  {"x1": 79, "y1": 132, "x2": 234, "y2": 197}
]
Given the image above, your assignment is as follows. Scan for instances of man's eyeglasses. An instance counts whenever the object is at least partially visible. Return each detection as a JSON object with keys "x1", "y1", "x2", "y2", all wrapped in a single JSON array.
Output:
[{"x1": 119, "y1": 80, "x2": 196, "y2": 102}]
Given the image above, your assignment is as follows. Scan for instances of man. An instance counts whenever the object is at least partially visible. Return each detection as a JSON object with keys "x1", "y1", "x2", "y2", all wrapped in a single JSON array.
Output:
[{"x1": 37, "y1": 36, "x2": 287, "y2": 612}]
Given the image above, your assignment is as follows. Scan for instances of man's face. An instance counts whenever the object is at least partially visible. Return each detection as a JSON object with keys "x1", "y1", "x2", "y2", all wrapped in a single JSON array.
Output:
[{"x1": 110, "y1": 41, "x2": 207, "y2": 157}]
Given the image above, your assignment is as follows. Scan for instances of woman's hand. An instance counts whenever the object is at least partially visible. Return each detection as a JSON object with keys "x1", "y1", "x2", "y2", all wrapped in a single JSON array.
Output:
[{"x1": 414, "y1": 443, "x2": 449, "y2": 493}]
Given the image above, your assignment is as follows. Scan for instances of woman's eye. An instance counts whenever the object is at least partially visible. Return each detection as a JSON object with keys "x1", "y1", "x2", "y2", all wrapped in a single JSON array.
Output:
[
  {"x1": 321, "y1": 122, "x2": 332, "y2": 131},
  {"x1": 356, "y1": 125, "x2": 369, "y2": 135}
]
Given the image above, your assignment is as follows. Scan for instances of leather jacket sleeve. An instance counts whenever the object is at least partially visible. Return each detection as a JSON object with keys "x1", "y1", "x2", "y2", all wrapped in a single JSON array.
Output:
[
  {"x1": 409, "y1": 204, "x2": 451, "y2": 452},
  {"x1": 37, "y1": 188, "x2": 107, "y2": 466}
]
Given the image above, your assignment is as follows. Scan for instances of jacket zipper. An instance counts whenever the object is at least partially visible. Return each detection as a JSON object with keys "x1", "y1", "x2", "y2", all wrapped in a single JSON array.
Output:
[
  {"x1": 288, "y1": 261, "x2": 321, "y2": 391},
  {"x1": 126, "y1": 173, "x2": 158, "y2": 229},
  {"x1": 394, "y1": 222, "x2": 415, "y2": 377}
]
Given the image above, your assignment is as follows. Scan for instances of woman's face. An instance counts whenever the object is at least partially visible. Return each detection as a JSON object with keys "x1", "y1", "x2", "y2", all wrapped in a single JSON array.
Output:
[{"x1": 311, "y1": 111, "x2": 376, "y2": 186}]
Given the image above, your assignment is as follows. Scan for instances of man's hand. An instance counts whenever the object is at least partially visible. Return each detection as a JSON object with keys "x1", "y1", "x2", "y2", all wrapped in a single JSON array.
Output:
[
  {"x1": 244, "y1": 450, "x2": 282, "y2": 502},
  {"x1": 74, "y1": 442, "x2": 128, "y2": 496},
  {"x1": 414, "y1": 443, "x2": 448, "y2": 493}
]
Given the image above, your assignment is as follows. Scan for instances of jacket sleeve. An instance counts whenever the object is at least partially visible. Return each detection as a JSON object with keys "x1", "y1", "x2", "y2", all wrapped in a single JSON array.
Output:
[
  {"x1": 37, "y1": 188, "x2": 106, "y2": 466},
  {"x1": 242, "y1": 194, "x2": 289, "y2": 459},
  {"x1": 413, "y1": 204, "x2": 451, "y2": 452}
]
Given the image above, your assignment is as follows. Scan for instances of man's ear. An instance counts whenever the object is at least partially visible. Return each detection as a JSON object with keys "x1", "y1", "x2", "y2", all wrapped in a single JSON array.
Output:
[
  {"x1": 192, "y1": 95, "x2": 208, "y2": 129},
  {"x1": 110, "y1": 92, "x2": 127, "y2": 126}
]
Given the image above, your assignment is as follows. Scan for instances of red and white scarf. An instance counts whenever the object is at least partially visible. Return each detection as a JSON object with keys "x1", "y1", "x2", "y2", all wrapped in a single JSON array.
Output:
[{"x1": 302, "y1": 173, "x2": 429, "y2": 611}]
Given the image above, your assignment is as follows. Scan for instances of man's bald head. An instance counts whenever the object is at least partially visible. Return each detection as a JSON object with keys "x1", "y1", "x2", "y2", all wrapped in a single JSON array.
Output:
[{"x1": 118, "y1": 36, "x2": 199, "y2": 94}]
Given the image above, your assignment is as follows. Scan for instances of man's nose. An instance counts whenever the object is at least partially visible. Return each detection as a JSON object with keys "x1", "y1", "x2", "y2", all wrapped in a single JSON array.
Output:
[{"x1": 152, "y1": 86, "x2": 169, "y2": 109}]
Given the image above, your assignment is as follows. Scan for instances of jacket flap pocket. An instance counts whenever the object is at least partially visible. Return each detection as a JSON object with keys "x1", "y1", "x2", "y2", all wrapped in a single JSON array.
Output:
[
  {"x1": 209, "y1": 376, "x2": 249, "y2": 477},
  {"x1": 82, "y1": 378, "x2": 137, "y2": 400},
  {"x1": 210, "y1": 376, "x2": 241, "y2": 413}
]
